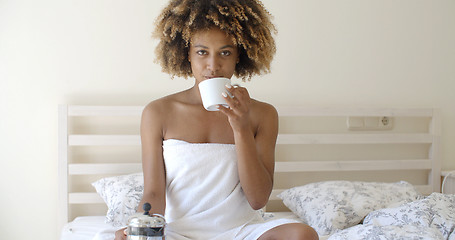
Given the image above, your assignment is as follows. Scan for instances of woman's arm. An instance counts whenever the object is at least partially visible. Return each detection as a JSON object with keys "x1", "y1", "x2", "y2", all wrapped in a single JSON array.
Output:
[
  {"x1": 115, "y1": 102, "x2": 167, "y2": 239},
  {"x1": 219, "y1": 85, "x2": 277, "y2": 210},
  {"x1": 138, "y1": 102, "x2": 167, "y2": 215},
  {"x1": 234, "y1": 104, "x2": 277, "y2": 210}
]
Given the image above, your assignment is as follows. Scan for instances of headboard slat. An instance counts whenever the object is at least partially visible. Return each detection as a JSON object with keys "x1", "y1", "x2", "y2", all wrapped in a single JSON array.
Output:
[
  {"x1": 67, "y1": 133, "x2": 433, "y2": 146},
  {"x1": 277, "y1": 134, "x2": 433, "y2": 144},
  {"x1": 67, "y1": 159, "x2": 432, "y2": 176},
  {"x1": 276, "y1": 107, "x2": 434, "y2": 117},
  {"x1": 68, "y1": 105, "x2": 144, "y2": 116},
  {"x1": 69, "y1": 163, "x2": 142, "y2": 175},
  {"x1": 67, "y1": 106, "x2": 434, "y2": 117},
  {"x1": 275, "y1": 159, "x2": 431, "y2": 172},
  {"x1": 69, "y1": 193, "x2": 104, "y2": 204},
  {"x1": 68, "y1": 135, "x2": 141, "y2": 146}
]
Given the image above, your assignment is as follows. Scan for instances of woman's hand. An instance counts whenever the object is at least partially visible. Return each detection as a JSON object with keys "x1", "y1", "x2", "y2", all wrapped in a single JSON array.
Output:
[
  {"x1": 114, "y1": 227, "x2": 127, "y2": 240},
  {"x1": 218, "y1": 84, "x2": 252, "y2": 132}
]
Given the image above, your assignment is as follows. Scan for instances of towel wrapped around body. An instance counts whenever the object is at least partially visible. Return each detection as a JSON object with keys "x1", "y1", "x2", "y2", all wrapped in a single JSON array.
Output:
[{"x1": 162, "y1": 139, "x2": 299, "y2": 240}]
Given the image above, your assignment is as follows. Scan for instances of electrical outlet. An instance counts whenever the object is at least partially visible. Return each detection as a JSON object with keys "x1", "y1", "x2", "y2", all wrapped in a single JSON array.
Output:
[{"x1": 347, "y1": 116, "x2": 393, "y2": 130}]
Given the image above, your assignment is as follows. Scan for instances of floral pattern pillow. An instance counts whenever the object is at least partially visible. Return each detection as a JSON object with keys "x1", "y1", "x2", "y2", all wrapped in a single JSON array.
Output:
[
  {"x1": 450, "y1": 231, "x2": 455, "y2": 240},
  {"x1": 363, "y1": 193, "x2": 455, "y2": 239},
  {"x1": 277, "y1": 181, "x2": 419, "y2": 235},
  {"x1": 92, "y1": 173, "x2": 144, "y2": 227},
  {"x1": 327, "y1": 224, "x2": 445, "y2": 240}
]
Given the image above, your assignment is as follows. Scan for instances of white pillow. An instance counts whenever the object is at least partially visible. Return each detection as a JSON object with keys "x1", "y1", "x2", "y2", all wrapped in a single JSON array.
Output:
[
  {"x1": 277, "y1": 181, "x2": 419, "y2": 235},
  {"x1": 92, "y1": 173, "x2": 144, "y2": 227}
]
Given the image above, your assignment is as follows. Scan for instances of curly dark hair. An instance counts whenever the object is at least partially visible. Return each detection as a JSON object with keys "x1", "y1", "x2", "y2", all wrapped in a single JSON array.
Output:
[{"x1": 153, "y1": 0, "x2": 277, "y2": 81}]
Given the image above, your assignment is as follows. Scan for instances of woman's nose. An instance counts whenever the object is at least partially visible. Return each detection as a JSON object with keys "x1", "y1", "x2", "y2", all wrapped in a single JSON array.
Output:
[{"x1": 206, "y1": 55, "x2": 221, "y2": 71}]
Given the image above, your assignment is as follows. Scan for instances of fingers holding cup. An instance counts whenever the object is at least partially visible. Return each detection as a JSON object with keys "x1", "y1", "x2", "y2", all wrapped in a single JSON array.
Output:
[{"x1": 223, "y1": 84, "x2": 250, "y2": 113}]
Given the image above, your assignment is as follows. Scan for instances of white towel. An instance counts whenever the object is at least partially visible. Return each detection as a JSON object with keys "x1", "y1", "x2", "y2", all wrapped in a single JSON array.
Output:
[{"x1": 162, "y1": 139, "x2": 299, "y2": 240}]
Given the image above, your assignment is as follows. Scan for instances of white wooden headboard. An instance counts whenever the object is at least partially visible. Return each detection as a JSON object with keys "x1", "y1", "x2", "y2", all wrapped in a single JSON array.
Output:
[{"x1": 58, "y1": 105, "x2": 441, "y2": 230}]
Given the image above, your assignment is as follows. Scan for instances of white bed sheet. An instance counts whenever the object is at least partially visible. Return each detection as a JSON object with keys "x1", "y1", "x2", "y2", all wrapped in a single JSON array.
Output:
[
  {"x1": 60, "y1": 212, "x2": 330, "y2": 240},
  {"x1": 60, "y1": 216, "x2": 118, "y2": 240}
]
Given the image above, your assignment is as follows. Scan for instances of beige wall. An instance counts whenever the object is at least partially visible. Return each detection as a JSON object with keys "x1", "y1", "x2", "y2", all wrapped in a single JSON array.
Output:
[{"x1": 1, "y1": 0, "x2": 454, "y2": 239}]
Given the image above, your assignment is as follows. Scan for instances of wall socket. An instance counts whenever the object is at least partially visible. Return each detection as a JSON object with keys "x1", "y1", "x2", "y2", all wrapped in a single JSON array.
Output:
[{"x1": 347, "y1": 116, "x2": 393, "y2": 130}]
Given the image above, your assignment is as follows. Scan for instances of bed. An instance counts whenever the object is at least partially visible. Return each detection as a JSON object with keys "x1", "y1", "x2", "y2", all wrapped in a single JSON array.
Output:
[{"x1": 58, "y1": 105, "x2": 454, "y2": 240}]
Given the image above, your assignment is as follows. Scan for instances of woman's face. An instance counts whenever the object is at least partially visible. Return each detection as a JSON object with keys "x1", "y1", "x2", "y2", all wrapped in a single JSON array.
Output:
[{"x1": 188, "y1": 27, "x2": 239, "y2": 84}]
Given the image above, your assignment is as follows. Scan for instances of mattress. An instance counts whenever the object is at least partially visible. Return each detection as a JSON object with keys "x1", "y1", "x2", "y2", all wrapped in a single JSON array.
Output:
[{"x1": 60, "y1": 212, "x2": 330, "y2": 240}]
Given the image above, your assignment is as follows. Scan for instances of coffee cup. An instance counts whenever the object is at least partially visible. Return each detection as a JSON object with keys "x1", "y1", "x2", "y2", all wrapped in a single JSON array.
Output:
[{"x1": 198, "y1": 77, "x2": 231, "y2": 111}]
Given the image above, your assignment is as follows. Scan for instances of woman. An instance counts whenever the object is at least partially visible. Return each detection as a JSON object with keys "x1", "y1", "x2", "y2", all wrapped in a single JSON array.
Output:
[{"x1": 115, "y1": 0, "x2": 318, "y2": 239}]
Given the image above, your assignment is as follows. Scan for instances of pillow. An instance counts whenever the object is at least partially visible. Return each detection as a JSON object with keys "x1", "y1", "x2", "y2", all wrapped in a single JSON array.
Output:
[
  {"x1": 363, "y1": 192, "x2": 455, "y2": 239},
  {"x1": 327, "y1": 224, "x2": 445, "y2": 240},
  {"x1": 92, "y1": 172, "x2": 144, "y2": 227},
  {"x1": 277, "y1": 181, "x2": 419, "y2": 235},
  {"x1": 450, "y1": 231, "x2": 455, "y2": 240}
]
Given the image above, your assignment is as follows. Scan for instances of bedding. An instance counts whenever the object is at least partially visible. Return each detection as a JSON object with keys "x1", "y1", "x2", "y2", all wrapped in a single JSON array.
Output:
[
  {"x1": 328, "y1": 193, "x2": 455, "y2": 240},
  {"x1": 65, "y1": 178, "x2": 455, "y2": 240},
  {"x1": 91, "y1": 172, "x2": 143, "y2": 227},
  {"x1": 328, "y1": 224, "x2": 445, "y2": 240},
  {"x1": 59, "y1": 213, "x2": 331, "y2": 240},
  {"x1": 362, "y1": 193, "x2": 455, "y2": 239},
  {"x1": 89, "y1": 174, "x2": 429, "y2": 238},
  {"x1": 60, "y1": 216, "x2": 116, "y2": 240},
  {"x1": 277, "y1": 180, "x2": 420, "y2": 235}
]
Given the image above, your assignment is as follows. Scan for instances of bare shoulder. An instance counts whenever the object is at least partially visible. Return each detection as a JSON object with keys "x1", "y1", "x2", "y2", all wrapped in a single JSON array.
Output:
[
  {"x1": 141, "y1": 92, "x2": 184, "y2": 132},
  {"x1": 142, "y1": 97, "x2": 167, "y2": 122},
  {"x1": 249, "y1": 99, "x2": 278, "y2": 146},
  {"x1": 142, "y1": 92, "x2": 183, "y2": 119},
  {"x1": 250, "y1": 99, "x2": 278, "y2": 120},
  {"x1": 249, "y1": 99, "x2": 279, "y2": 136}
]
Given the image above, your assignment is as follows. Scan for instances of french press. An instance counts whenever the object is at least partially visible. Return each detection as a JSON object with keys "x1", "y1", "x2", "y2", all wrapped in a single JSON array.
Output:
[{"x1": 126, "y1": 203, "x2": 166, "y2": 240}]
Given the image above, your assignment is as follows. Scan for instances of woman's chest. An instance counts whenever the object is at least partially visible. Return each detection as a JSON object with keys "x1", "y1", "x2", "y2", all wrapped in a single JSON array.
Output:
[{"x1": 163, "y1": 109, "x2": 257, "y2": 144}]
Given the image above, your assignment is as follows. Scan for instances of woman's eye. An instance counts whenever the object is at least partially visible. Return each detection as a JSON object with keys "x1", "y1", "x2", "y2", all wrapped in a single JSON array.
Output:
[
  {"x1": 196, "y1": 50, "x2": 207, "y2": 55},
  {"x1": 221, "y1": 51, "x2": 231, "y2": 56}
]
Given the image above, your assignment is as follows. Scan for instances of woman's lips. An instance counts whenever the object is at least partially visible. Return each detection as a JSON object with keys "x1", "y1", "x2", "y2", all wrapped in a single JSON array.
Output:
[{"x1": 205, "y1": 76, "x2": 223, "y2": 79}]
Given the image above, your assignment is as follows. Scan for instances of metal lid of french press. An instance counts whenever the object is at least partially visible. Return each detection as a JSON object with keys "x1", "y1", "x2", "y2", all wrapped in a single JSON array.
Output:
[{"x1": 127, "y1": 203, "x2": 165, "y2": 228}]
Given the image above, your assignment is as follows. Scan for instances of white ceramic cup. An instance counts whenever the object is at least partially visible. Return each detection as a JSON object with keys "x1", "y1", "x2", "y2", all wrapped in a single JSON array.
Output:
[{"x1": 198, "y1": 77, "x2": 231, "y2": 111}]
